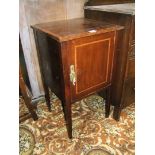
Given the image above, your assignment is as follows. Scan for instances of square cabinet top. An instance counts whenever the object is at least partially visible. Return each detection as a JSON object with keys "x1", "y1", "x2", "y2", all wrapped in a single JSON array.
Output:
[{"x1": 32, "y1": 18, "x2": 123, "y2": 42}]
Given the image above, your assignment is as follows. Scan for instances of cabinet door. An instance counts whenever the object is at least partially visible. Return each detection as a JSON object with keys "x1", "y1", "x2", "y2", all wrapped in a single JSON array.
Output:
[{"x1": 69, "y1": 31, "x2": 116, "y2": 101}]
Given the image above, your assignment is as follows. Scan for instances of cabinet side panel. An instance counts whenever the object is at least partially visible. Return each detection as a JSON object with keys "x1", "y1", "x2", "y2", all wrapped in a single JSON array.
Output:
[{"x1": 36, "y1": 31, "x2": 63, "y2": 100}]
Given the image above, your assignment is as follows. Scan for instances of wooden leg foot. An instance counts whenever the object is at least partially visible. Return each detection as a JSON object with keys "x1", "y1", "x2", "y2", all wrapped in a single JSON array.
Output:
[
  {"x1": 45, "y1": 93, "x2": 51, "y2": 112},
  {"x1": 105, "y1": 87, "x2": 111, "y2": 118},
  {"x1": 113, "y1": 106, "x2": 121, "y2": 121},
  {"x1": 44, "y1": 86, "x2": 51, "y2": 112},
  {"x1": 31, "y1": 112, "x2": 38, "y2": 121}
]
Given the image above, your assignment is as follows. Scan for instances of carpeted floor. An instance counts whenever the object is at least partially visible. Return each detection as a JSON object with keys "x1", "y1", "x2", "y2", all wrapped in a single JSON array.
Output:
[{"x1": 19, "y1": 91, "x2": 135, "y2": 155}]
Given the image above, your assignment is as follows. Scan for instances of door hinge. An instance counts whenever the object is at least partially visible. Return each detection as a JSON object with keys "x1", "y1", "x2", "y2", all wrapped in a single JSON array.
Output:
[{"x1": 70, "y1": 65, "x2": 76, "y2": 85}]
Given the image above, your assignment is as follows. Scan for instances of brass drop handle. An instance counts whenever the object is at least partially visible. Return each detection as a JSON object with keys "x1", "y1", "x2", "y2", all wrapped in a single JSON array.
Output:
[{"x1": 70, "y1": 65, "x2": 76, "y2": 85}]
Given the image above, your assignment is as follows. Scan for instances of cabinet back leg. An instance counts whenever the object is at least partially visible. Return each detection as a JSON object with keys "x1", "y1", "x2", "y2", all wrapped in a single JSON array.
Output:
[
  {"x1": 113, "y1": 105, "x2": 121, "y2": 121},
  {"x1": 44, "y1": 84, "x2": 51, "y2": 112}
]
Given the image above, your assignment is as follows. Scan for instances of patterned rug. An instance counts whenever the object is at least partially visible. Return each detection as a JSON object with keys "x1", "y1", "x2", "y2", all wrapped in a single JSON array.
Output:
[{"x1": 19, "y1": 92, "x2": 135, "y2": 155}]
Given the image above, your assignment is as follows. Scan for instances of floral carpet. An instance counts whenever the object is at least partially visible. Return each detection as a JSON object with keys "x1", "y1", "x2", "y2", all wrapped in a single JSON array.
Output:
[{"x1": 19, "y1": 92, "x2": 135, "y2": 155}]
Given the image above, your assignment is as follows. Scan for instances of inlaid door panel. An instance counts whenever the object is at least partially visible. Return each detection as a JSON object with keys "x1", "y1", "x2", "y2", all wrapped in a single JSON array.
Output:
[{"x1": 69, "y1": 31, "x2": 116, "y2": 101}]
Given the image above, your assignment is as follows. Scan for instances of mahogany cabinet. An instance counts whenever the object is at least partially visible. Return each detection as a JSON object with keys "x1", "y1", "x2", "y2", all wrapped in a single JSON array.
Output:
[
  {"x1": 32, "y1": 18, "x2": 123, "y2": 138},
  {"x1": 84, "y1": 0, "x2": 135, "y2": 120}
]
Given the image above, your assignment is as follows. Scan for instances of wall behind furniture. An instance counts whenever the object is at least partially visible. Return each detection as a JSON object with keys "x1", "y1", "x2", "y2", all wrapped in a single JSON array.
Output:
[{"x1": 19, "y1": 0, "x2": 88, "y2": 98}]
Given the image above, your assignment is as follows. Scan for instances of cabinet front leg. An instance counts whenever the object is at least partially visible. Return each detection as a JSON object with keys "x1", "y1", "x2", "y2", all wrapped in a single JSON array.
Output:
[
  {"x1": 63, "y1": 101, "x2": 72, "y2": 139},
  {"x1": 105, "y1": 87, "x2": 111, "y2": 118}
]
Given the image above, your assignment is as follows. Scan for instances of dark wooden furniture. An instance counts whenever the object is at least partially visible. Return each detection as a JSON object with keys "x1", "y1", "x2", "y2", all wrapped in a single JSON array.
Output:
[
  {"x1": 19, "y1": 36, "x2": 31, "y2": 91},
  {"x1": 19, "y1": 64, "x2": 51, "y2": 122},
  {"x1": 19, "y1": 66, "x2": 38, "y2": 122},
  {"x1": 85, "y1": 0, "x2": 135, "y2": 120},
  {"x1": 32, "y1": 18, "x2": 123, "y2": 138}
]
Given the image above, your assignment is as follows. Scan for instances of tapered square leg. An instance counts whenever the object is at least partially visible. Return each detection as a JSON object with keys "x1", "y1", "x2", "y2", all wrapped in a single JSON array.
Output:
[
  {"x1": 30, "y1": 107, "x2": 38, "y2": 121},
  {"x1": 105, "y1": 87, "x2": 111, "y2": 118},
  {"x1": 63, "y1": 101, "x2": 72, "y2": 139},
  {"x1": 44, "y1": 85, "x2": 51, "y2": 112},
  {"x1": 19, "y1": 66, "x2": 38, "y2": 122},
  {"x1": 113, "y1": 106, "x2": 121, "y2": 121},
  {"x1": 24, "y1": 97, "x2": 38, "y2": 121}
]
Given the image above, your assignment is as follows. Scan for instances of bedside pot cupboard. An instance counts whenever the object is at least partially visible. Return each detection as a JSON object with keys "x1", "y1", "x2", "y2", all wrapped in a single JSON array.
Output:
[{"x1": 32, "y1": 18, "x2": 123, "y2": 138}]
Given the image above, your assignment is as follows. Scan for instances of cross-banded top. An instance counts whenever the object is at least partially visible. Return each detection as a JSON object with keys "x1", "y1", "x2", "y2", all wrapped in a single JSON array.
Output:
[{"x1": 32, "y1": 18, "x2": 123, "y2": 42}]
